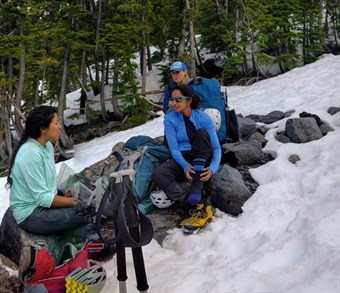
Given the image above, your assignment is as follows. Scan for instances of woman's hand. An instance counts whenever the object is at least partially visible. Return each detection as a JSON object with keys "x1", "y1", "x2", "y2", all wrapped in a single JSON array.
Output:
[
  {"x1": 64, "y1": 190, "x2": 73, "y2": 197},
  {"x1": 185, "y1": 166, "x2": 213, "y2": 181},
  {"x1": 185, "y1": 165, "x2": 195, "y2": 180},
  {"x1": 200, "y1": 167, "x2": 213, "y2": 181}
]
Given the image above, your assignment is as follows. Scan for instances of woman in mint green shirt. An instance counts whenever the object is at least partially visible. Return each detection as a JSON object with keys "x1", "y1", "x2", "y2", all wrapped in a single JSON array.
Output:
[{"x1": 7, "y1": 106, "x2": 90, "y2": 236}]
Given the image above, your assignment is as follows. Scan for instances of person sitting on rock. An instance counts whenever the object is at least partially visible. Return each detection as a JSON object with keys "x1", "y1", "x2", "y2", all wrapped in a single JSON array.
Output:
[
  {"x1": 152, "y1": 84, "x2": 221, "y2": 232},
  {"x1": 6, "y1": 105, "x2": 93, "y2": 239}
]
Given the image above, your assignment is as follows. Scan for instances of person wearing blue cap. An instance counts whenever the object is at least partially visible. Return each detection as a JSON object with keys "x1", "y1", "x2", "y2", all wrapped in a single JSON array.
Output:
[{"x1": 163, "y1": 61, "x2": 195, "y2": 113}]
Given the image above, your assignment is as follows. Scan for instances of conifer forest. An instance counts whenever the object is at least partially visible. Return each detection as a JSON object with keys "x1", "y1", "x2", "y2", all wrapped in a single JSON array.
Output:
[{"x1": 0, "y1": 0, "x2": 339, "y2": 170}]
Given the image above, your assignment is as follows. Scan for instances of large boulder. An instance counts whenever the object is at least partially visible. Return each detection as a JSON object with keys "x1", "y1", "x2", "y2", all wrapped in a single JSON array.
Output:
[
  {"x1": 223, "y1": 140, "x2": 263, "y2": 165},
  {"x1": 0, "y1": 254, "x2": 22, "y2": 293},
  {"x1": 0, "y1": 208, "x2": 83, "y2": 280},
  {"x1": 238, "y1": 117, "x2": 257, "y2": 139},
  {"x1": 209, "y1": 165, "x2": 252, "y2": 216},
  {"x1": 286, "y1": 117, "x2": 323, "y2": 143}
]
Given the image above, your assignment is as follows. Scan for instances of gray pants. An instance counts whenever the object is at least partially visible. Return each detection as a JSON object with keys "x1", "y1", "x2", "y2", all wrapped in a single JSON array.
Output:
[
  {"x1": 19, "y1": 207, "x2": 90, "y2": 238},
  {"x1": 152, "y1": 129, "x2": 213, "y2": 201}
]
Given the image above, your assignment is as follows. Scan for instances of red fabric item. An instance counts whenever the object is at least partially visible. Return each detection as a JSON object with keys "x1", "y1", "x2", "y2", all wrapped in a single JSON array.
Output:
[{"x1": 26, "y1": 243, "x2": 89, "y2": 293}]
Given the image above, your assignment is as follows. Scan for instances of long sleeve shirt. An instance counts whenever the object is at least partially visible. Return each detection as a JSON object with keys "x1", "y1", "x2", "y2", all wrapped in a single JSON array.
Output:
[
  {"x1": 164, "y1": 109, "x2": 221, "y2": 173},
  {"x1": 9, "y1": 138, "x2": 57, "y2": 224}
]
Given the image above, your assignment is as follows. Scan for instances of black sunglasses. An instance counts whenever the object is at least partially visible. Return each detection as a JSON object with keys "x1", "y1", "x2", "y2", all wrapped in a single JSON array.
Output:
[{"x1": 170, "y1": 96, "x2": 189, "y2": 103}]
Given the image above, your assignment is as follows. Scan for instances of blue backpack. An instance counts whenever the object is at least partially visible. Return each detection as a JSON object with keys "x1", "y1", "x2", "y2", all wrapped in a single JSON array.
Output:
[
  {"x1": 116, "y1": 135, "x2": 170, "y2": 203},
  {"x1": 191, "y1": 78, "x2": 227, "y2": 143}
]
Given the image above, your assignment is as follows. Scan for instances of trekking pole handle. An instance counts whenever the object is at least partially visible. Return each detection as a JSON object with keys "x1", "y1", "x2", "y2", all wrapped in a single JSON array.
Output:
[
  {"x1": 118, "y1": 169, "x2": 136, "y2": 181},
  {"x1": 110, "y1": 171, "x2": 123, "y2": 182}
]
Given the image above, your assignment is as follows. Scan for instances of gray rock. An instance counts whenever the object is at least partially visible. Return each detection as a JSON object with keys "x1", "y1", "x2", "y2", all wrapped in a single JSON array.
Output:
[
  {"x1": 260, "y1": 110, "x2": 285, "y2": 124},
  {"x1": 299, "y1": 111, "x2": 322, "y2": 126},
  {"x1": 223, "y1": 140, "x2": 263, "y2": 165},
  {"x1": 147, "y1": 213, "x2": 181, "y2": 244},
  {"x1": 288, "y1": 154, "x2": 301, "y2": 164},
  {"x1": 286, "y1": 117, "x2": 323, "y2": 143},
  {"x1": 319, "y1": 122, "x2": 334, "y2": 135},
  {"x1": 0, "y1": 254, "x2": 22, "y2": 293},
  {"x1": 245, "y1": 114, "x2": 263, "y2": 122},
  {"x1": 275, "y1": 133, "x2": 291, "y2": 143},
  {"x1": 327, "y1": 107, "x2": 340, "y2": 115},
  {"x1": 209, "y1": 165, "x2": 252, "y2": 216},
  {"x1": 238, "y1": 117, "x2": 257, "y2": 139},
  {"x1": 0, "y1": 208, "x2": 83, "y2": 279},
  {"x1": 248, "y1": 131, "x2": 267, "y2": 147}
]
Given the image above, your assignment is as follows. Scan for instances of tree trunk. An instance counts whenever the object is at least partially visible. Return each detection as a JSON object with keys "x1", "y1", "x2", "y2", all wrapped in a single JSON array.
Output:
[
  {"x1": 141, "y1": 9, "x2": 147, "y2": 94},
  {"x1": 147, "y1": 45, "x2": 152, "y2": 71},
  {"x1": 111, "y1": 57, "x2": 124, "y2": 120},
  {"x1": 34, "y1": 80, "x2": 39, "y2": 106},
  {"x1": 100, "y1": 46, "x2": 107, "y2": 122},
  {"x1": 58, "y1": 43, "x2": 73, "y2": 149},
  {"x1": 14, "y1": 27, "x2": 25, "y2": 137},
  {"x1": 141, "y1": 46, "x2": 147, "y2": 94},
  {"x1": 188, "y1": 0, "x2": 196, "y2": 80},
  {"x1": 94, "y1": 0, "x2": 102, "y2": 89},
  {"x1": 80, "y1": 50, "x2": 87, "y2": 114},
  {"x1": 224, "y1": 0, "x2": 228, "y2": 14},
  {"x1": 178, "y1": 22, "x2": 186, "y2": 57}
]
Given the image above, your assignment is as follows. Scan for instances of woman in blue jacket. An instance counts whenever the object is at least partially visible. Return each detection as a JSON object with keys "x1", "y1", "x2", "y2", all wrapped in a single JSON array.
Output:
[
  {"x1": 153, "y1": 84, "x2": 221, "y2": 229},
  {"x1": 7, "y1": 105, "x2": 91, "y2": 237}
]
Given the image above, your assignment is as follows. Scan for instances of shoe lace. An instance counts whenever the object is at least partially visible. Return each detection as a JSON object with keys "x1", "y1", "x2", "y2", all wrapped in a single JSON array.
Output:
[{"x1": 190, "y1": 208, "x2": 207, "y2": 219}]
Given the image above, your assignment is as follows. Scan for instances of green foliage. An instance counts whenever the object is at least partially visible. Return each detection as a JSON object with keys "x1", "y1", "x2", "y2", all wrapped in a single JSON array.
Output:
[
  {"x1": 66, "y1": 113, "x2": 81, "y2": 120},
  {"x1": 86, "y1": 109, "x2": 103, "y2": 121},
  {"x1": 121, "y1": 95, "x2": 151, "y2": 127},
  {"x1": 0, "y1": 0, "x2": 338, "y2": 144}
]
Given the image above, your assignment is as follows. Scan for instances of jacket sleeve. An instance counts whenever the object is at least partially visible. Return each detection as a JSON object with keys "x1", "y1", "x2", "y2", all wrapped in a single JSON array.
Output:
[{"x1": 164, "y1": 115, "x2": 191, "y2": 172}]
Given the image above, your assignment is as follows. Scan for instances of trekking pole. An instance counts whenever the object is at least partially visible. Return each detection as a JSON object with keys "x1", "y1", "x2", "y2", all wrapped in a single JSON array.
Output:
[
  {"x1": 116, "y1": 229, "x2": 128, "y2": 293},
  {"x1": 110, "y1": 171, "x2": 128, "y2": 293}
]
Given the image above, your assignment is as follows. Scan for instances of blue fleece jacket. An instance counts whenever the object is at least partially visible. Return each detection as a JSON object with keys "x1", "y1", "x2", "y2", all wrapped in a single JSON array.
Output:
[{"x1": 164, "y1": 109, "x2": 221, "y2": 173}]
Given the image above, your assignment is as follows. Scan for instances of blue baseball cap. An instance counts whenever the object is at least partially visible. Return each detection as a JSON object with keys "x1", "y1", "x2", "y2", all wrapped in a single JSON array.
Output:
[{"x1": 170, "y1": 61, "x2": 187, "y2": 72}]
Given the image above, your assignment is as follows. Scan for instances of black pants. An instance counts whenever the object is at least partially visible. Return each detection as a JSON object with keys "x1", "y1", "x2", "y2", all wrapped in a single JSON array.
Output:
[{"x1": 152, "y1": 129, "x2": 213, "y2": 201}]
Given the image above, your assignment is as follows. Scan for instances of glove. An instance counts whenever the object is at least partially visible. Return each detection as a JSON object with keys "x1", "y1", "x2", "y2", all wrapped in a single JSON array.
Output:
[{"x1": 74, "y1": 200, "x2": 96, "y2": 217}]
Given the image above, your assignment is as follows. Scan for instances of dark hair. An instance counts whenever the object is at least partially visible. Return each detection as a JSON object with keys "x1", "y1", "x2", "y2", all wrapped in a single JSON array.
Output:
[
  {"x1": 6, "y1": 105, "x2": 58, "y2": 188},
  {"x1": 172, "y1": 84, "x2": 200, "y2": 109}
]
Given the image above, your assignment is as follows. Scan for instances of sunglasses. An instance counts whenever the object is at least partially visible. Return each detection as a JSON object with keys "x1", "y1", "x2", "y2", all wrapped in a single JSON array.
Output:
[{"x1": 170, "y1": 96, "x2": 189, "y2": 103}]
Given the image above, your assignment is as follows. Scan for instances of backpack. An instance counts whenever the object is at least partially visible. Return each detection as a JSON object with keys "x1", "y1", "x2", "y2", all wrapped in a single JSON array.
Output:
[
  {"x1": 191, "y1": 77, "x2": 228, "y2": 143},
  {"x1": 116, "y1": 135, "x2": 171, "y2": 203},
  {"x1": 24, "y1": 242, "x2": 90, "y2": 293}
]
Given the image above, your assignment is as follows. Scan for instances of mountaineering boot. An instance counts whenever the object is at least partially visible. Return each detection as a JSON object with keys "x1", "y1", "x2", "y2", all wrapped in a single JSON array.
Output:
[
  {"x1": 179, "y1": 199, "x2": 214, "y2": 234},
  {"x1": 178, "y1": 203, "x2": 205, "y2": 227}
]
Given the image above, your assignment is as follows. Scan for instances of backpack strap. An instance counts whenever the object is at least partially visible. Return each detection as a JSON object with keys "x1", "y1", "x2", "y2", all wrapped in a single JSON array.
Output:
[
  {"x1": 94, "y1": 178, "x2": 121, "y2": 246},
  {"x1": 115, "y1": 169, "x2": 153, "y2": 248},
  {"x1": 94, "y1": 169, "x2": 153, "y2": 248}
]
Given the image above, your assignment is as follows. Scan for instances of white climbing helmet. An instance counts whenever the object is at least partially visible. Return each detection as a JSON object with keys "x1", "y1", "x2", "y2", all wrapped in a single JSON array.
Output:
[
  {"x1": 150, "y1": 190, "x2": 174, "y2": 209},
  {"x1": 84, "y1": 260, "x2": 107, "y2": 293},
  {"x1": 204, "y1": 108, "x2": 222, "y2": 132}
]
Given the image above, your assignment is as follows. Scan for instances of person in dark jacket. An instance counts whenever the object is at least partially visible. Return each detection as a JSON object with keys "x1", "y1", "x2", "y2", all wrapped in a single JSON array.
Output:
[{"x1": 153, "y1": 84, "x2": 221, "y2": 230}]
